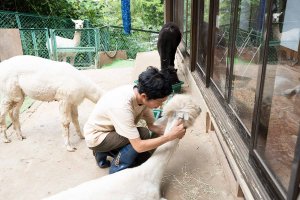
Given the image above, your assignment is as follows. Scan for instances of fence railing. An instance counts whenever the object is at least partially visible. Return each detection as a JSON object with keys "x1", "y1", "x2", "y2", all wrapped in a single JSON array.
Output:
[
  {"x1": 19, "y1": 28, "x2": 50, "y2": 59},
  {"x1": 99, "y1": 26, "x2": 159, "y2": 59},
  {"x1": 17, "y1": 26, "x2": 158, "y2": 69},
  {"x1": 49, "y1": 28, "x2": 100, "y2": 69}
]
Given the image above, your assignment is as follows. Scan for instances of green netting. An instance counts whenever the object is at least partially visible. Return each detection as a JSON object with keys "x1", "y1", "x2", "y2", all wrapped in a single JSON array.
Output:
[
  {"x1": 232, "y1": 29, "x2": 261, "y2": 66},
  {"x1": 219, "y1": 24, "x2": 264, "y2": 65},
  {"x1": 0, "y1": 11, "x2": 18, "y2": 28},
  {"x1": 19, "y1": 28, "x2": 50, "y2": 59},
  {"x1": 49, "y1": 28, "x2": 100, "y2": 69}
]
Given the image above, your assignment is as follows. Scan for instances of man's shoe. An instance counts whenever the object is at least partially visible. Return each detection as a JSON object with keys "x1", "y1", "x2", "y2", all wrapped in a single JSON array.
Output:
[
  {"x1": 109, "y1": 144, "x2": 138, "y2": 174},
  {"x1": 94, "y1": 151, "x2": 111, "y2": 168}
]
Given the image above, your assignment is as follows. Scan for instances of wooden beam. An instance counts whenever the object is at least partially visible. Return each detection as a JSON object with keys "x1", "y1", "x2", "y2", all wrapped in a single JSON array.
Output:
[{"x1": 164, "y1": 0, "x2": 173, "y2": 23}]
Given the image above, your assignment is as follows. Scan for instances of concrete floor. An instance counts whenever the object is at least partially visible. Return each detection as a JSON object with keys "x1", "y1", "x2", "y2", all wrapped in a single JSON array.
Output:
[{"x1": 0, "y1": 52, "x2": 240, "y2": 200}]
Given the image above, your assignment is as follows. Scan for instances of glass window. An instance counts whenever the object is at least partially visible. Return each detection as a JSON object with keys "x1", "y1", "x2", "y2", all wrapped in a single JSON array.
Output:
[
  {"x1": 183, "y1": 0, "x2": 191, "y2": 53},
  {"x1": 256, "y1": 0, "x2": 300, "y2": 191},
  {"x1": 211, "y1": 0, "x2": 233, "y2": 95},
  {"x1": 174, "y1": 0, "x2": 184, "y2": 35},
  {"x1": 174, "y1": 0, "x2": 190, "y2": 53},
  {"x1": 197, "y1": 0, "x2": 210, "y2": 71},
  {"x1": 230, "y1": 0, "x2": 265, "y2": 132}
]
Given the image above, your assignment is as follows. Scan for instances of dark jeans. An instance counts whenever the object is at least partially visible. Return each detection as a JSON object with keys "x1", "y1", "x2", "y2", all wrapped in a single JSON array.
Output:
[{"x1": 89, "y1": 127, "x2": 153, "y2": 152}]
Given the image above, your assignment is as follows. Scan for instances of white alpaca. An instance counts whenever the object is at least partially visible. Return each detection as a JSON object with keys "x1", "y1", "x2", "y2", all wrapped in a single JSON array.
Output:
[
  {"x1": 0, "y1": 55, "x2": 104, "y2": 151},
  {"x1": 48, "y1": 19, "x2": 84, "y2": 65},
  {"x1": 44, "y1": 94, "x2": 201, "y2": 200}
]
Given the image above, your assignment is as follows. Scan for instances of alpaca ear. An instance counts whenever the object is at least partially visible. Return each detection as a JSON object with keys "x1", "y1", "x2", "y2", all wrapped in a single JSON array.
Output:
[{"x1": 71, "y1": 19, "x2": 75, "y2": 23}]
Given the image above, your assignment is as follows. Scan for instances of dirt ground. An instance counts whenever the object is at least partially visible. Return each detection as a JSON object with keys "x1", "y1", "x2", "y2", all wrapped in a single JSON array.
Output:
[{"x1": 0, "y1": 56, "x2": 239, "y2": 200}]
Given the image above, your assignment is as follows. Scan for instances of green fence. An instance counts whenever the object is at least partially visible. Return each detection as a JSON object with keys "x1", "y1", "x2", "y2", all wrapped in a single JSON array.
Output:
[
  {"x1": 19, "y1": 28, "x2": 50, "y2": 59},
  {"x1": 17, "y1": 26, "x2": 158, "y2": 69},
  {"x1": 0, "y1": 11, "x2": 159, "y2": 69},
  {"x1": 99, "y1": 26, "x2": 158, "y2": 59},
  {"x1": 49, "y1": 28, "x2": 100, "y2": 69}
]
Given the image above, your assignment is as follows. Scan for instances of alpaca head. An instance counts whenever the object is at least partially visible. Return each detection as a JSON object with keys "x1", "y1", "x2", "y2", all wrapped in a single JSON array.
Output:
[
  {"x1": 283, "y1": 85, "x2": 300, "y2": 98},
  {"x1": 161, "y1": 94, "x2": 201, "y2": 128},
  {"x1": 71, "y1": 19, "x2": 84, "y2": 29},
  {"x1": 272, "y1": 12, "x2": 283, "y2": 23}
]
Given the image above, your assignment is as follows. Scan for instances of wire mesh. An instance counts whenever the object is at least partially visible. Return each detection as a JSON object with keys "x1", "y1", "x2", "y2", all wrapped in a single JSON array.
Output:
[
  {"x1": 19, "y1": 28, "x2": 50, "y2": 59},
  {"x1": 0, "y1": 11, "x2": 18, "y2": 28},
  {"x1": 234, "y1": 28, "x2": 263, "y2": 64},
  {"x1": 49, "y1": 28, "x2": 100, "y2": 69}
]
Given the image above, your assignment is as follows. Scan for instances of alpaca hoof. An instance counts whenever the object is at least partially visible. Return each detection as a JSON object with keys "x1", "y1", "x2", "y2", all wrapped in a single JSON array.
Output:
[
  {"x1": 17, "y1": 135, "x2": 26, "y2": 140},
  {"x1": 76, "y1": 132, "x2": 85, "y2": 139},
  {"x1": 67, "y1": 146, "x2": 77, "y2": 152},
  {"x1": 3, "y1": 138, "x2": 11, "y2": 143}
]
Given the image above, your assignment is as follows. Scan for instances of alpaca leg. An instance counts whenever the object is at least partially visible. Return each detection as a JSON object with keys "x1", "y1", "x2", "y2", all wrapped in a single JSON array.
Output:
[
  {"x1": 62, "y1": 56, "x2": 67, "y2": 62},
  {"x1": 56, "y1": 53, "x2": 62, "y2": 62},
  {"x1": 58, "y1": 53, "x2": 67, "y2": 62},
  {"x1": 70, "y1": 56, "x2": 75, "y2": 66},
  {"x1": 71, "y1": 105, "x2": 84, "y2": 139},
  {"x1": 169, "y1": 48, "x2": 177, "y2": 67},
  {"x1": 59, "y1": 101, "x2": 75, "y2": 152},
  {"x1": 0, "y1": 99, "x2": 14, "y2": 143},
  {"x1": 8, "y1": 96, "x2": 25, "y2": 140}
]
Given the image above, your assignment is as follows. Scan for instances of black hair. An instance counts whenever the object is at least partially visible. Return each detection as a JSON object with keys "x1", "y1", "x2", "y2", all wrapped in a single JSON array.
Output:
[{"x1": 137, "y1": 66, "x2": 172, "y2": 100}]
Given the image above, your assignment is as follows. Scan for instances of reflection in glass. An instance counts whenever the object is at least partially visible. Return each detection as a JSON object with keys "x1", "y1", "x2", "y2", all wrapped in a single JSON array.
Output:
[
  {"x1": 197, "y1": 0, "x2": 210, "y2": 70},
  {"x1": 211, "y1": 0, "x2": 232, "y2": 95},
  {"x1": 230, "y1": 0, "x2": 263, "y2": 131},
  {"x1": 183, "y1": 0, "x2": 191, "y2": 53},
  {"x1": 256, "y1": 0, "x2": 300, "y2": 191}
]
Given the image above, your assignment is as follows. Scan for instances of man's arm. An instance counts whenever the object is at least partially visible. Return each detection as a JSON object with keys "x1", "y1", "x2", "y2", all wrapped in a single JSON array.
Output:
[
  {"x1": 130, "y1": 120, "x2": 186, "y2": 153},
  {"x1": 143, "y1": 107, "x2": 165, "y2": 136},
  {"x1": 147, "y1": 123, "x2": 165, "y2": 136}
]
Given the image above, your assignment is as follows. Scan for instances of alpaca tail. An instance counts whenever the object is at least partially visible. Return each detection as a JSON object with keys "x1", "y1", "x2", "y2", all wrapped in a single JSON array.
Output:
[{"x1": 86, "y1": 86, "x2": 105, "y2": 104}]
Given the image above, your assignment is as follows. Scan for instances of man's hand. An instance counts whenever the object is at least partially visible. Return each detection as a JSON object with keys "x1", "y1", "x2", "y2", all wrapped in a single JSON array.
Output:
[
  {"x1": 148, "y1": 124, "x2": 165, "y2": 136},
  {"x1": 169, "y1": 119, "x2": 186, "y2": 140},
  {"x1": 130, "y1": 120, "x2": 186, "y2": 153}
]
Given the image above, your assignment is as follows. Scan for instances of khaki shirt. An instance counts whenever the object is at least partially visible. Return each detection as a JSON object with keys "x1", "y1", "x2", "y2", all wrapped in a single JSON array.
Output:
[{"x1": 84, "y1": 84, "x2": 155, "y2": 147}]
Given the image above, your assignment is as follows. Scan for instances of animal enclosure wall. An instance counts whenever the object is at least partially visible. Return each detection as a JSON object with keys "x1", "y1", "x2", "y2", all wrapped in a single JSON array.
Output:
[
  {"x1": 98, "y1": 50, "x2": 127, "y2": 67},
  {"x1": 0, "y1": 29, "x2": 23, "y2": 61}
]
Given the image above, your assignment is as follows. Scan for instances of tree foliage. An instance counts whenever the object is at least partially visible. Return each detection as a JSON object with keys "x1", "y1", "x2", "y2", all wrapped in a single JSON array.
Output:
[
  {"x1": 131, "y1": 0, "x2": 164, "y2": 29},
  {"x1": 0, "y1": 0, "x2": 164, "y2": 30},
  {"x1": 0, "y1": 0, "x2": 78, "y2": 18}
]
